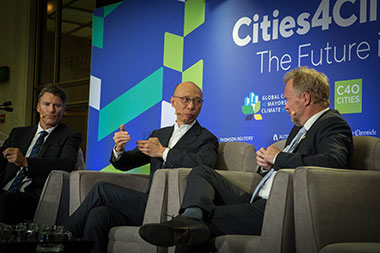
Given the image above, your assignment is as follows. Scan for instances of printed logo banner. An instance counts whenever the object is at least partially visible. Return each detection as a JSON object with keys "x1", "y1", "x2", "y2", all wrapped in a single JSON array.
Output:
[{"x1": 87, "y1": 0, "x2": 380, "y2": 172}]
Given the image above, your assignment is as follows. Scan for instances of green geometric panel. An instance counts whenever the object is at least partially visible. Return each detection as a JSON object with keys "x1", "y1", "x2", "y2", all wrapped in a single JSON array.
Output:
[
  {"x1": 101, "y1": 163, "x2": 150, "y2": 175},
  {"x1": 184, "y1": 0, "x2": 205, "y2": 36},
  {"x1": 92, "y1": 15, "x2": 104, "y2": 48},
  {"x1": 98, "y1": 67, "x2": 164, "y2": 141},
  {"x1": 104, "y1": 1, "x2": 123, "y2": 18},
  {"x1": 163, "y1": 32, "x2": 184, "y2": 72},
  {"x1": 182, "y1": 59, "x2": 203, "y2": 90}
]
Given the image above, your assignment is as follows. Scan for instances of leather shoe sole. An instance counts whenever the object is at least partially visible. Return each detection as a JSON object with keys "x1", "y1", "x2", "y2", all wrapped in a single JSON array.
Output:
[{"x1": 139, "y1": 217, "x2": 210, "y2": 247}]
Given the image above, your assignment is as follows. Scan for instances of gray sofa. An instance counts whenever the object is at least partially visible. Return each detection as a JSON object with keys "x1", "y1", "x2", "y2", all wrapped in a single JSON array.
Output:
[
  {"x1": 66, "y1": 141, "x2": 258, "y2": 253},
  {"x1": 164, "y1": 139, "x2": 296, "y2": 253},
  {"x1": 293, "y1": 136, "x2": 380, "y2": 253},
  {"x1": 166, "y1": 168, "x2": 295, "y2": 253},
  {"x1": 69, "y1": 169, "x2": 161, "y2": 253},
  {"x1": 33, "y1": 147, "x2": 86, "y2": 225}
]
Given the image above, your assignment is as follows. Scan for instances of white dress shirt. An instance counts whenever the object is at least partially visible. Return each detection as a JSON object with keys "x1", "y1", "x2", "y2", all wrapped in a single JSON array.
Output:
[
  {"x1": 3, "y1": 123, "x2": 55, "y2": 192},
  {"x1": 258, "y1": 107, "x2": 330, "y2": 199},
  {"x1": 113, "y1": 120, "x2": 197, "y2": 163}
]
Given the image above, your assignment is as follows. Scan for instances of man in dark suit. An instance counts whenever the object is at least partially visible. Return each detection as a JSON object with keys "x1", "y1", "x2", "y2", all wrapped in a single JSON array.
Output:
[
  {"x1": 139, "y1": 67, "x2": 353, "y2": 252},
  {"x1": 63, "y1": 81, "x2": 219, "y2": 252},
  {"x1": 0, "y1": 85, "x2": 81, "y2": 224}
]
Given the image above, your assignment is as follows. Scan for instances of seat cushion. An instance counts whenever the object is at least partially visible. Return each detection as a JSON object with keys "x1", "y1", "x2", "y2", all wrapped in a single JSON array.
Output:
[
  {"x1": 320, "y1": 242, "x2": 380, "y2": 253},
  {"x1": 108, "y1": 226, "x2": 156, "y2": 253},
  {"x1": 214, "y1": 234, "x2": 260, "y2": 252}
]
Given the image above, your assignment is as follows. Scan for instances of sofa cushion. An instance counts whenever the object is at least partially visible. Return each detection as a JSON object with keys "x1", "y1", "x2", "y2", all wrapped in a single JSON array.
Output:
[
  {"x1": 214, "y1": 234, "x2": 260, "y2": 252},
  {"x1": 320, "y1": 242, "x2": 380, "y2": 253}
]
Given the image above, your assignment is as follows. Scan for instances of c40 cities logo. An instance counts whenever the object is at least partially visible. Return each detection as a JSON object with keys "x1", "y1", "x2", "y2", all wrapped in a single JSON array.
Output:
[
  {"x1": 334, "y1": 79, "x2": 362, "y2": 114},
  {"x1": 241, "y1": 92, "x2": 286, "y2": 120}
]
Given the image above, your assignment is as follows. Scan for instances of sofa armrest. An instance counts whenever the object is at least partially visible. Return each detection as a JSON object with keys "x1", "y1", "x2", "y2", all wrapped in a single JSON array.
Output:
[
  {"x1": 34, "y1": 170, "x2": 70, "y2": 225},
  {"x1": 165, "y1": 168, "x2": 262, "y2": 218},
  {"x1": 259, "y1": 169, "x2": 295, "y2": 253},
  {"x1": 143, "y1": 169, "x2": 170, "y2": 224},
  {"x1": 294, "y1": 166, "x2": 380, "y2": 253},
  {"x1": 69, "y1": 170, "x2": 150, "y2": 215}
]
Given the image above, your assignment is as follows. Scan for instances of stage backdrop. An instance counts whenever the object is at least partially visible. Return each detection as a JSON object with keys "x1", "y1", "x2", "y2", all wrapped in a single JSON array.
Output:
[{"x1": 87, "y1": 0, "x2": 380, "y2": 172}]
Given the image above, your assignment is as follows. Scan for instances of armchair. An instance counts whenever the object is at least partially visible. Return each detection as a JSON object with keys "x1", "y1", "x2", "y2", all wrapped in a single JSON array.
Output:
[
  {"x1": 165, "y1": 140, "x2": 295, "y2": 253},
  {"x1": 293, "y1": 136, "x2": 380, "y2": 253},
  {"x1": 166, "y1": 169, "x2": 295, "y2": 253},
  {"x1": 33, "y1": 148, "x2": 86, "y2": 225},
  {"x1": 293, "y1": 167, "x2": 380, "y2": 253},
  {"x1": 67, "y1": 141, "x2": 258, "y2": 253},
  {"x1": 69, "y1": 169, "x2": 163, "y2": 253}
]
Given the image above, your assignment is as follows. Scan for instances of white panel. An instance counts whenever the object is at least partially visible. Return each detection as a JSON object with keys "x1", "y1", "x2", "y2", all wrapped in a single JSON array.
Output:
[
  {"x1": 89, "y1": 75, "x2": 101, "y2": 110},
  {"x1": 160, "y1": 100, "x2": 176, "y2": 128}
]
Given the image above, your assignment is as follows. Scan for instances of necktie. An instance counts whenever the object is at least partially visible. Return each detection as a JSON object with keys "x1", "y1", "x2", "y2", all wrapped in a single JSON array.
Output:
[
  {"x1": 250, "y1": 127, "x2": 307, "y2": 202},
  {"x1": 282, "y1": 126, "x2": 307, "y2": 153},
  {"x1": 8, "y1": 131, "x2": 48, "y2": 193}
]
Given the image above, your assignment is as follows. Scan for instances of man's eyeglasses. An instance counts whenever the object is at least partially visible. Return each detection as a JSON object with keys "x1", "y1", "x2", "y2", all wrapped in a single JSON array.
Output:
[{"x1": 173, "y1": 96, "x2": 203, "y2": 106}]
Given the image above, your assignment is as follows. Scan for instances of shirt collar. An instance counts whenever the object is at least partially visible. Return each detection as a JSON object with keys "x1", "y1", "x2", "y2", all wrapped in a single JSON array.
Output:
[
  {"x1": 303, "y1": 107, "x2": 330, "y2": 131},
  {"x1": 174, "y1": 120, "x2": 196, "y2": 132},
  {"x1": 37, "y1": 123, "x2": 57, "y2": 136}
]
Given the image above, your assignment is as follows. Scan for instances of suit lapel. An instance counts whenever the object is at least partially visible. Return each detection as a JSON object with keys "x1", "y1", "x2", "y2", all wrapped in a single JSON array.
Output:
[
  {"x1": 292, "y1": 133, "x2": 307, "y2": 153},
  {"x1": 159, "y1": 126, "x2": 174, "y2": 147},
  {"x1": 306, "y1": 109, "x2": 331, "y2": 135},
  {"x1": 292, "y1": 109, "x2": 331, "y2": 152},
  {"x1": 38, "y1": 124, "x2": 63, "y2": 157},
  {"x1": 285, "y1": 126, "x2": 300, "y2": 147},
  {"x1": 172, "y1": 121, "x2": 201, "y2": 149},
  {"x1": 21, "y1": 126, "x2": 38, "y2": 155}
]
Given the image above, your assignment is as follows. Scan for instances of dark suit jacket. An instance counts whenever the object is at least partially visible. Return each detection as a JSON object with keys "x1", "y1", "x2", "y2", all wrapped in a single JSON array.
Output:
[
  {"x1": 274, "y1": 109, "x2": 353, "y2": 170},
  {"x1": 110, "y1": 121, "x2": 219, "y2": 192},
  {"x1": 0, "y1": 123, "x2": 82, "y2": 200}
]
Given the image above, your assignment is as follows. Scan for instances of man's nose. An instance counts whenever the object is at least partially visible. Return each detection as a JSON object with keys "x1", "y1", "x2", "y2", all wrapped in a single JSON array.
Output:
[{"x1": 186, "y1": 100, "x2": 195, "y2": 109}]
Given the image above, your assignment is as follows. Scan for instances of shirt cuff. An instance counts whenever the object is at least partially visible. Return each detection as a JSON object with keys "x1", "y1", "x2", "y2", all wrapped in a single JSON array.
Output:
[
  {"x1": 112, "y1": 146, "x2": 124, "y2": 161},
  {"x1": 273, "y1": 152, "x2": 279, "y2": 164},
  {"x1": 259, "y1": 152, "x2": 280, "y2": 173},
  {"x1": 162, "y1": 148, "x2": 170, "y2": 162}
]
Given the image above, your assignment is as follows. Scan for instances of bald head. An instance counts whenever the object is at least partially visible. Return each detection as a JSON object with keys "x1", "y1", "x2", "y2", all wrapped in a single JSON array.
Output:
[{"x1": 174, "y1": 81, "x2": 202, "y2": 98}]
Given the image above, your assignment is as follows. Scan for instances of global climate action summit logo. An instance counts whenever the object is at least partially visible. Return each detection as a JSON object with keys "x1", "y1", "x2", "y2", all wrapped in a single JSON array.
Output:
[{"x1": 241, "y1": 92, "x2": 262, "y2": 120}]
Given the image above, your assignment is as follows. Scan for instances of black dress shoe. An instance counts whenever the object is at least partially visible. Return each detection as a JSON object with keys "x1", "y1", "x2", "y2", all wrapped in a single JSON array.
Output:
[{"x1": 139, "y1": 215, "x2": 210, "y2": 247}]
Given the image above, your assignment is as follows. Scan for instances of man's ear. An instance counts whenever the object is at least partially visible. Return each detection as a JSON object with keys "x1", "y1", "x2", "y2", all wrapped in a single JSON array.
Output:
[
  {"x1": 170, "y1": 97, "x2": 175, "y2": 107},
  {"x1": 36, "y1": 103, "x2": 40, "y2": 113},
  {"x1": 302, "y1": 92, "x2": 311, "y2": 106}
]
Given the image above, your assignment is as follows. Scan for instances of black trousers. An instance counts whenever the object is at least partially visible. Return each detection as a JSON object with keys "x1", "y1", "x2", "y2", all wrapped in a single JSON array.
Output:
[
  {"x1": 0, "y1": 190, "x2": 38, "y2": 224},
  {"x1": 181, "y1": 166, "x2": 267, "y2": 237},
  {"x1": 62, "y1": 182, "x2": 148, "y2": 252}
]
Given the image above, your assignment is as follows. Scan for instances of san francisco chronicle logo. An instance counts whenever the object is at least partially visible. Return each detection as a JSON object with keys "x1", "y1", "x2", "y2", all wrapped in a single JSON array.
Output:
[{"x1": 241, "y1": 92, "x2": 262, "y2": 120}]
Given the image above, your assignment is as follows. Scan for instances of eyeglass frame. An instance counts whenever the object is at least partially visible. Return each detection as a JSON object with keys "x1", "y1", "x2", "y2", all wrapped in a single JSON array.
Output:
[{"x1": 173, "y1": 96, "x2": 203, "y2": 106}]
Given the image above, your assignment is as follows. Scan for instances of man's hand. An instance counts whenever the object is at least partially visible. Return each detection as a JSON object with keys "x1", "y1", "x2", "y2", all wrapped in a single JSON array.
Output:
[
  {"x1": 256, "y1": 145, "x2": 281, "y2": 170},
  {"x1": 2, "y1": 148, "x2": 28, "y2": 167},
  {"x1": 256, "y1": 147, "x2": 272, "y2": 171},
  {"x1": 113, "y1": 124, "x2": 131, "y2": 152},
  {"x1": 264, "y1": 145, "x2": 281, "y2": 164},
  {"x1": 137, "y1": 137, "x2": 165, "y2": 158}
]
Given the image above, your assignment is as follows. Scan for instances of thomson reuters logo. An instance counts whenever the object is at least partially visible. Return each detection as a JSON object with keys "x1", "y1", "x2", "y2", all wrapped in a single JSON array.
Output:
[{"x1": 241, "y1": 92, "x2": 262, "y2": 120}]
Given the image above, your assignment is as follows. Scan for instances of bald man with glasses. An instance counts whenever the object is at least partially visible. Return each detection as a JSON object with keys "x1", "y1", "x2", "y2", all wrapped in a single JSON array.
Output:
[{"x1": 63, "y1": 81, "x2": 218, "y2": 253}]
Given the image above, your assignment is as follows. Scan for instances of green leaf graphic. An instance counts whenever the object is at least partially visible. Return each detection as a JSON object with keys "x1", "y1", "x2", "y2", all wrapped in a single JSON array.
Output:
[{"x1": 254, "y1": 101, "x2": 261, "y2": 113}]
